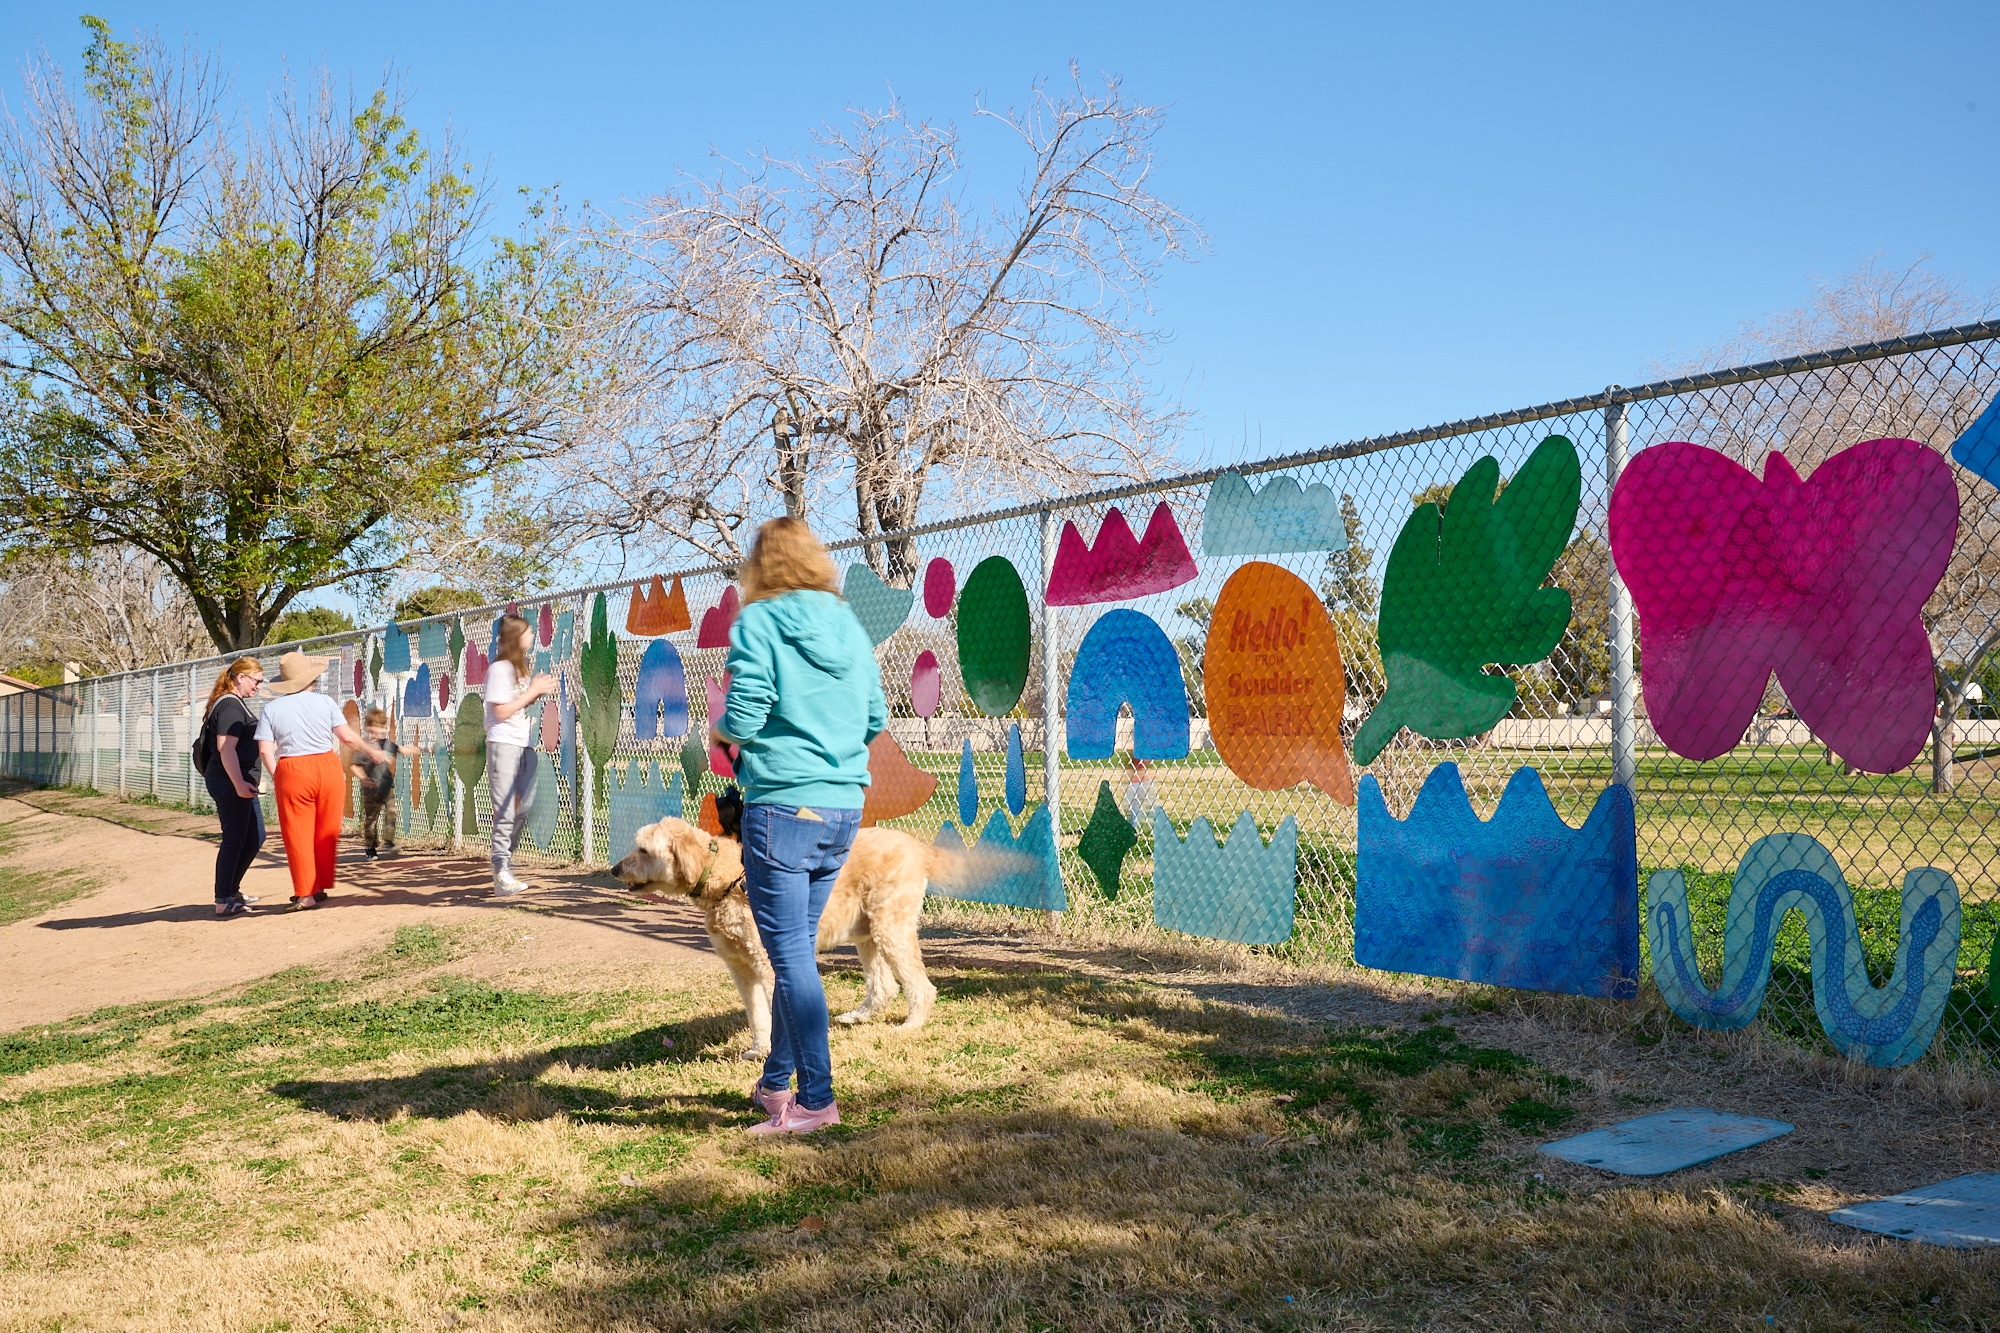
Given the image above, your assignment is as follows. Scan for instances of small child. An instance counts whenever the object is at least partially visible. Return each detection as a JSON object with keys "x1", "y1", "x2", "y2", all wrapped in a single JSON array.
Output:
[{"x1": 350, "y1": 708, "x2": 416, "y2": 859}]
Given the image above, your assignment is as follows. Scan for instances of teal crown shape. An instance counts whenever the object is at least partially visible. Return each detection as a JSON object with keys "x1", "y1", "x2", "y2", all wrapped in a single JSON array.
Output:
[
  {"x1": 934, "y1": 804, "x2": 1065, "y2": 911},
  {"x1": 1150, "y1": 809, "x2": 1298, "y2": 945},
  {"x1": 1647, "y1": 833, "x2": 1960, "y2": 1068},
  {"x1": 1355, "y1": 763, "x2": 1639, "y2": 998},
  {"x1": 606, "y1": 760, "x2": 684, "y2": 863},
  {"x1": 1202, "y1": 472, "x2": 1352, "y2": 556}
]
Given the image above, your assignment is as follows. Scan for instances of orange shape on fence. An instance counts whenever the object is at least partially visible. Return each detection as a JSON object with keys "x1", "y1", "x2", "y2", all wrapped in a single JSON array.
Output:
[
  {"x1": 862, "y1": 732, "x2": 938, "y2": 827},
  {"x1": 1202, "y1": 561, "x2": 1353, "y2": 806},
  {"x1": 626, "y1": 575, "x2": 693, "y2": 636},
  {"x1": 697, "y1": 792, "x2": 724, "y2": 836}
]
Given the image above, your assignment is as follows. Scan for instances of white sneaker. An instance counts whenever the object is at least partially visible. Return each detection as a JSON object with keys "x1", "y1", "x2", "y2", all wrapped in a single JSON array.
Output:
[{"x1": 492, "y1": 869, "x2": 529, "y2": 897}]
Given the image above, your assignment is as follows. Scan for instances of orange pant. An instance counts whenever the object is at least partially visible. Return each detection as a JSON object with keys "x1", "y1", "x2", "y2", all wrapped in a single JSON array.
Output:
[{"x1": 273, "y1": 750, "x2": 344, "y2": 898}]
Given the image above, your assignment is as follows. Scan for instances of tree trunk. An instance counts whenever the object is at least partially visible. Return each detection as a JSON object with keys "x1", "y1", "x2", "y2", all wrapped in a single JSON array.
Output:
[{"x1": 1932, "y1": 712, "x2": 1956, "y2": 794}]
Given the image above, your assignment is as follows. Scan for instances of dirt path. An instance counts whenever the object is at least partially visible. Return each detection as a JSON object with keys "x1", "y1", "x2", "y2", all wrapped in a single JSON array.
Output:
[{"x1": 0, "y1": 790, "x2": 724, "y2": 1032}]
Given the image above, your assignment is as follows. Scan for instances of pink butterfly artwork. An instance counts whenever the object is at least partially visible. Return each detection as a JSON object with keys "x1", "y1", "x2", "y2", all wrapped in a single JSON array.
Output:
[
  {"x1": 698, "y1": 586, "x2": 740, "y2": 649},
  {"x1": 1608, "y1": 438, "x2": 1958, "y2": 773},
  {"x1": 1045, "y1": 503, "x2": 1197, "y2": 606},
  {"x1": 705, "y1": 673, "x2": 738, "y2": 778}
]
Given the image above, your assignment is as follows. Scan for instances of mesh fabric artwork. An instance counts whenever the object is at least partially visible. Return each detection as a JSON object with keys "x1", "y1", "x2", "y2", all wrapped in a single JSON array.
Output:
[
  {"x1": 1830, "y1": 1173, "x2": 2000, "y2": 1248},
  {"x1": 697, "y1": 586, "x2": 740, "y2": 649},
  {"x1": 1064, "y1": 609, "x2": 1191, "y2": 761},
  {"x1": 558, "y1": 677, "x2": 576, "y2": 783},
  {"x1": 580, "y1": 593, "x2": 620, "y2": 794},
  {"x1": 843, "y1": 564, "x2": 915, "y2": 647},
  {"x1": 634, "y1": 639, "x2": 690, "y2": 741},
  {"x1": 678, "y1": 729, "x2": 704, "y2": 806},
  {"x1": 438, "y1": 672, "x2": 451, "y2": 711},
  {"x1": 418, "y1": 621, "x2": 447, "y2": 659},
  {"x1": 1045, "y1": 503, "x2": 1198, "y2": 606},
  {"x1": 956, "y1": 556, "x2": 1031, "y2": 715},
  {"x1": 353, "y1": 658, "x2": 364, "y2": 697},
  {"x1": 383, "y1": 624, "x2": 411, "y2": 674},
  {"x1": 555, "y1": 610, "x2": 574, "y2": 659},
  {"x1": 1004, "y1": 723, "x2": 1026, "y2": 816},
  {"x1": 1202, "y1": 472, "x2": 1351, "y2": 556},
  {"x1": 910, "y1": 651, "x2": 941, "y2": 718},
  {"x1": 861, "y1": 733, "x2": 937, "y2": 826},
  {"x1": 1351, "y1": 435, "x2": 1580, "y2": 765},
  {"x1": 452, "y1": 695, "x2": 486, "y2": 835},
  {"x1": 1608, "y1": 438, "x2": 1957, "y2": 774},
  {"x1": 1949, "y1": 389, "x2": 2000, "y2": 489},
  {"x1": 627, "y1": 575, "x2": 692, "y2": 635},
  {"x1": 403, "y1": 663, "x2": 433, "y2": 718},
  {"x1": 1150, "y1": 809, "x2": 1298, "y2": 946},
  {"x1": 1202, "y1": 561, "x2": 1352, "y2": 804},
  {"x1": 705, "y1": 676, "x2": 736, "y2": 778},
  {"x1": 369, "y1": 640, "x2": 382, "y2": 690},
  {"x1": 956, "y1": 739, "x2": 978, "y2": 826},
  {"x1": 464, "y1": 639, "x2": 488, "y2": 687},
  {"x1": 1355, "y1": 764, "x2": 1638, "y2": 998},
  {"x1": 1647, "y1": 833, "x2": 1960, "y2": 1067},
  {"x1": 607, "y1": 762, "x2": 684, "y2": 862},
  {"x1": 1076, "y1": 780, "x2": 1137, "y2": 898},
  {"x1": 1538, "y1": 1109, "x2": 1794, "y2": 1176},
  {"x1": 538, "y1": 603, "x2": 554, "y2": 647},
  {"x1": 523, "y1": 749, "x2": 564, "y2": 852},
  {"x1": 923, "y1": 557, "x2": 955, "y2": 617},
  {"x1": 935, "y1": 805, "x2": 1065, "y2": 911}
]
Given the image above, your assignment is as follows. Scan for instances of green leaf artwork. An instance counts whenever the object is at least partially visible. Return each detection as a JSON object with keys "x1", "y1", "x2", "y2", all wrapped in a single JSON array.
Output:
[
  {"x1": 679, "y1": 728, "x2": 705, "y2": 811},
  {"x1": 369, "y1": 640, "x2": 383, "y2": 692},
  {"x1": 452, "y1": 694, "x2": 487, "y2": 835},
  {"x1": 1352, "y1": 435, "x2": 1581, "y2": 765},
  {"x1": 1077, "y1": 780, "x2": 1137, "y2": 899},
  {"x1": 581, "y1": 591, "x2": 622, "y2": 803},
  {"x1": 955, "y1": 556, "x2": 1031, "y2": 716},
  {"x1": 448, "y1": 618, "x2": 465, "y2": 665}
]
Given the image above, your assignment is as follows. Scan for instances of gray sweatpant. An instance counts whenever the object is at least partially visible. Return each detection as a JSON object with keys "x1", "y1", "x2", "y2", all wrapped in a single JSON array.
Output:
[{"x1": 487, "y1": 741, "x2": 536, "y2": 874}]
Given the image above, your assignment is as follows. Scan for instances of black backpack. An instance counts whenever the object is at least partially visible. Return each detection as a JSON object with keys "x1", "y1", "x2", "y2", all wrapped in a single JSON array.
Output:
[{"x1": 192, "y1": 699, "x2": 227, "y2": 776}]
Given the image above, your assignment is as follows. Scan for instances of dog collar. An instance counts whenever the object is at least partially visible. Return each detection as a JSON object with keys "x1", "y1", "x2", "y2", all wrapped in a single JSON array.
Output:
[{"x1": 691, "y1": 839, "x2": 744, "y2": 896}]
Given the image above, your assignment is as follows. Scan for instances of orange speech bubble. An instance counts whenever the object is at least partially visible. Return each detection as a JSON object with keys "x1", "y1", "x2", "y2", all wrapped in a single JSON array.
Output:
[{"x1": 1203, "y1": 561, "x2": 1353, "y2": 805}]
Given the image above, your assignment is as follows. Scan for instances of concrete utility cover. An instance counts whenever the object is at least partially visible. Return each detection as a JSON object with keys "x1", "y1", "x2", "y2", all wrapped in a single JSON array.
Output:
[
  {"x1": 1830, "y1": 1173, "x2": 2000, "y2": 1248},
  {"x1": 1538, "y1": 1108, "x2": 1794, "y2": 1176}
]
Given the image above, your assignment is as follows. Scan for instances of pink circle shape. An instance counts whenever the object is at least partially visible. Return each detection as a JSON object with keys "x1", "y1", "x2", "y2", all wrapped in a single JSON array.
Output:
[
  {"x1": 911, "y1": 650, "x2": 942, "y2": 718},
  {"x1": 923, "y1": 558, "x2": 955, "y2": 618}
]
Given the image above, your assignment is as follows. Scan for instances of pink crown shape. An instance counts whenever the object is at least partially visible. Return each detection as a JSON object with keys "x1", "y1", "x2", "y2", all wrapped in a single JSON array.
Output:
[{"x1": 1045, "y1": 502, "x2": 1198, "y2": 606}]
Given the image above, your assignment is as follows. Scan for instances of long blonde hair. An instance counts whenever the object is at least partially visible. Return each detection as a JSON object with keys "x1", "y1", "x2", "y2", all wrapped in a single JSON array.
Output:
[
  {"x1": 204, "y1": 658, "x2": 261, "y2": 716},
  {"x1": 739, "y1": 517, "x2": 839, "y2": 604},
  {"x1": 496, "y1": 614, "x2": 533, "y2": 677}
]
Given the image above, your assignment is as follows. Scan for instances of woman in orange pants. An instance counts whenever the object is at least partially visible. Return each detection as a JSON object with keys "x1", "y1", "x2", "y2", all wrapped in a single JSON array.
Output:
[{"x1": 254, "y1": 652, "x2": 387, "y2": 911}]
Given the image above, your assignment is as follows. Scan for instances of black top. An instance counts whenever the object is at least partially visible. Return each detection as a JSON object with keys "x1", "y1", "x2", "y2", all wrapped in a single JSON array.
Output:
[
  {"x1": 357, "y1": 753, "x2": 394, "y2": 796},
  {"x1": 208, "y1": 695, "x2": 261, "y2": 785}
]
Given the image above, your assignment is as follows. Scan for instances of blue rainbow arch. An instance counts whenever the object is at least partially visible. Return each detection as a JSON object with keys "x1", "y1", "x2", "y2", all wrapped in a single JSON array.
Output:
[{"x1": 1064, "y1": 610, "x2": 1190, "y2": 760}]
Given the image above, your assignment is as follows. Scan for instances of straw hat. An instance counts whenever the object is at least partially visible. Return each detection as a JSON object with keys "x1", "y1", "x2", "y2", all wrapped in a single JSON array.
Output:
[{"x1": 266, "y1": 651, "x2": 330, "y2": 696}]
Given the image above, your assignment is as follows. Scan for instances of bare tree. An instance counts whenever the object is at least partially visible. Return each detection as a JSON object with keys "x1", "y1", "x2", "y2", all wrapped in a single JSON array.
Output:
[
  {"x1": 0, "y1": 547, "x2": 208, "y2": 675},
  {"x1": 1651, "y1": 255, "x2": 2000, "y2": 791},
  {"x1": 566, "y1": 70, "x2": 1205, "y2": 581}
]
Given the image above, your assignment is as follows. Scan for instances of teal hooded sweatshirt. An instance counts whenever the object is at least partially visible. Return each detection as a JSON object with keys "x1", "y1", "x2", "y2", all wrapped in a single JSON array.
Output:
[{"x1": 716, "y1": 589, "x2": 888, "y2": 810}]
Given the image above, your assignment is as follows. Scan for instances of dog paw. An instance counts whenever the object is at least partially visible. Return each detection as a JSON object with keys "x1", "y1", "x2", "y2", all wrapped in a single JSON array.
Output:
[
  {"x1": 835, "y1": 1009, "x2": 870, "y2": 1026},
  {"x1": 740, "y1": 1048, "x2": 769, "y2": 1062}
]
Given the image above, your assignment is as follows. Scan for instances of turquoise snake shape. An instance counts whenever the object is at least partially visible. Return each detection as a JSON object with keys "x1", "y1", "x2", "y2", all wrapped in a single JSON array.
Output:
[{"x1": 1646, "y1": 833, "x2": 1959, "y2": 1067}]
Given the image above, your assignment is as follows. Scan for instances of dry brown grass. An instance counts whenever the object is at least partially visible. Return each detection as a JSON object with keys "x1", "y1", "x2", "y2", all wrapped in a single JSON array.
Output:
[{"x1": 2, "y1": 914, "x2": 1998, "y2": 1332}]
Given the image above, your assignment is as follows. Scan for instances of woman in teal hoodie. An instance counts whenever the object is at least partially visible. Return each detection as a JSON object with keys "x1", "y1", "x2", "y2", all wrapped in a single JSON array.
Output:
[{"x1": 713, "y1": 516, "x2": 888, "y2": 1135}]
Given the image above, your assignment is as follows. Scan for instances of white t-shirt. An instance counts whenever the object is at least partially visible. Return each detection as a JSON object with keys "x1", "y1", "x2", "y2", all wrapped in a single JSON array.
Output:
[
  {"x1": 253, "y1": 691, "x2": 345, "y2": 759},
  {"x1": 485, "y1": 660, "x2": 534, "y2": 748}
]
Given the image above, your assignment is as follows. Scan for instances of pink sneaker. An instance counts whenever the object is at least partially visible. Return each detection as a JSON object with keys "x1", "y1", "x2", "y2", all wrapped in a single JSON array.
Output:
[
  {"x1": 746, "y1": 1099, "x2": 841, "y2": 1136},
  {"x1": 750, "y1": 1083, "x2": 794, "y2": 1118}
]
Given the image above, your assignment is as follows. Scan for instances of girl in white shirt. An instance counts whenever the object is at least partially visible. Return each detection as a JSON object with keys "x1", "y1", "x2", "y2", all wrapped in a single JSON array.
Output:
[{"x1": 484, "y1": 614, "x2": 556, "y2": 895}]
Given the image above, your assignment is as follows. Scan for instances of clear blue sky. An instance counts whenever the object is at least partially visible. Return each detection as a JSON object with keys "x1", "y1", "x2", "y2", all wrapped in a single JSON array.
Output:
[{"x1": 5, "y1": 1, "x2": 1996, "y2": 466}]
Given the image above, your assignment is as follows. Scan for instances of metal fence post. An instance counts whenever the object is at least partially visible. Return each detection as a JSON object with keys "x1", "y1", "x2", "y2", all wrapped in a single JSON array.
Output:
[
  {"x1": 1605, "y1": 396, "x2": 1638, "y2": 791},
  {"x1": 1037, "y1": 508, "x2": 1063, "y2": 833},
  {"x1": 150, "y1": 671, "x2": 161, "y2": 798},
  {"x1": 118, "y1": 676, "x2": 129, "y2": 796},
  {"x1": 188, "y1": 665, "x2": 201, "y2": 810}
]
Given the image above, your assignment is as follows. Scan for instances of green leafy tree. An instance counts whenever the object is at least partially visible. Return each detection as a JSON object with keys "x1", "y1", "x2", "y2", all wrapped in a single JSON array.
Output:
[
  {"x1": 1317, "y1": 493, "x2": 1382, "y2": 707},
  {"x1": 268, "y1": 607, "x2": 358, "y2": 644},
  {"x1": 0, "y1": 21, "x2": 624, "y2": 654},
  {"x1": 392, "y1": 587, "x2": 487, "y2": 623}
]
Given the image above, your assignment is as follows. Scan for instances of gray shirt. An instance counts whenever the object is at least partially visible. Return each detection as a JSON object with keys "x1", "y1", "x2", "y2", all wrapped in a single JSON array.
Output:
[{"x1": 253, "y1": 691, "x2": 344, "y2": 759}]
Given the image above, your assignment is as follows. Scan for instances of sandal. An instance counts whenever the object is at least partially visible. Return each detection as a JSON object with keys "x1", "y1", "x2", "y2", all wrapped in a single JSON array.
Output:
[
  {"x1": 214, "y1": 899, "x2": 251, "y2": 918},
  {"x1": 287, "y1": 895, "x2": 318, "y2": 912}
]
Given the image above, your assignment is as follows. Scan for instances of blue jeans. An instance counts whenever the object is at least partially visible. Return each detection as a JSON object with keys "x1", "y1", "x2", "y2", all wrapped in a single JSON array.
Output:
[{"x1": 741, "y1": 802, "x2": 861, "y2": 1111}]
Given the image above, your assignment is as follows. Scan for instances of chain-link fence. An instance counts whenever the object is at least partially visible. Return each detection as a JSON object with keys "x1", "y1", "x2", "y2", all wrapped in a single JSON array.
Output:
[{"x1": 7, "y1": 320, "x2": 2000, "y2": 1068}]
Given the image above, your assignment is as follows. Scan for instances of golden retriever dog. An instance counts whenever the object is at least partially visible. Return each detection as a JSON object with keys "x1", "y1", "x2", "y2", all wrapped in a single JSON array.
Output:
[{"x1": 612, "y1": 817, "x2": 945, "y2": 1059}]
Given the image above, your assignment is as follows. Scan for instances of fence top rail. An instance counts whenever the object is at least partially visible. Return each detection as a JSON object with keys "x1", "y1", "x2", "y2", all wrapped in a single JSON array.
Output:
[{"x1": 80, "y1": 317, "x2": 2000, "y2": 685}]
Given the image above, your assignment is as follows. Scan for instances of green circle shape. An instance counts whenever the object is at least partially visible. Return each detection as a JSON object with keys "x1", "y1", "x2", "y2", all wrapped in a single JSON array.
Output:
[{"x1": 956, "y1": 556, "x2": 1031, "y2": 717}]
